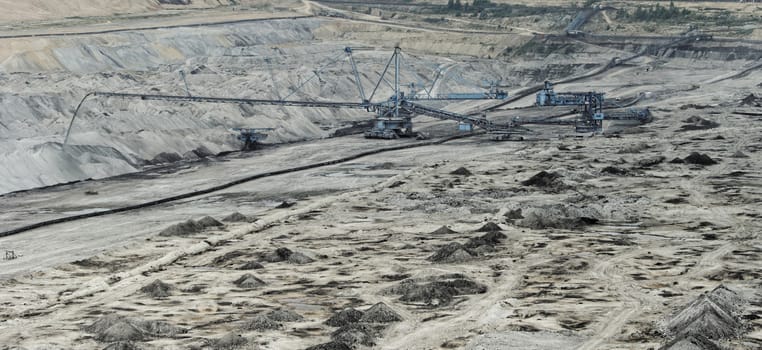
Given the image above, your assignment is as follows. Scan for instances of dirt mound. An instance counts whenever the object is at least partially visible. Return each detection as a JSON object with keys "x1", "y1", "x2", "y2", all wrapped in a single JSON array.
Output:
[
  {"x1": 84, "y1": 315, "x2": 185, "y2": 342},
  {"x1": 637, "y1": 156, "x2": 665, "y2": 168},
  {"x1": 305, "y1": 342, "x2": 352, "y2": 350},
  {"x1": 601, "y1": 166, "x2": 630, "y2": 175},
  {"x1": 238, "y1": 261, "x2": 264, "y2": 270},
  {"x1": 150, "y1": 152, "x2": 182, "y2": 164},
  {"x1": 730, "y1": 151, "x2": 748, "y2": 158},
  {"x1": 96, "y1": 321, "x2": 146, "y2": 342},
  {"x1": 517, "y1": 204, "x2": 600, "y2": 230},
  {"x1": 359, "y1": 302, "x2": 403, "y2": 323},
  {"x1": 262, "y1": 247, "x2": 293, "y2": 262},
  {"x1": 664, "y1": 285, "x2": 746, "y2": 340},
  {"x1": 241, "y1": 314, "x2": 281, "y2": 331},
  {"x1": 427, "y1": 242, "x2": 476, "y2": 263},
  {"x1": 325, "y1": 308, "x2": 364, "y2": 327},
  {"x1": 388, "y1": 275, "x2": 486, "y2": 307},
  {"x1": 450, "y1": 167, "x2": 473, "y2": 176},
  {"x1": 222, "y1": 212, "x2": 250, "y2": 223},
  {"x1": 275, "y1": 201, "x2": 296, "y2": 209},
  {"x1": 430, "y1": 225, "x2": 457, "y2": 235},
  {"x1": 678, "y1": 116, "x2": 720, "y2": 132},
  {"x1": 659, "y1": 333, "x2": 721, "y2": 350},
  {"x1": 158, "y1": 220, "x2": 203, "y2": 236},
  {"x1": 288, "y1": 252, "x2": 315, "y2": 264},
  {"x1": 740, "y1": 93, "x2": 761, "y2": 107},
  {"x1": 140, "y1": 279, "x2": 173, "y2": 299},
  {"x1": 465, "y1": 231, "x2": 507, "y2": 249},
  {"x1": 102, "y1": 342, "x2": 142, "y2": 350},
  {"x1": 706, "y1": 285, "x2": 746, "y2": 314},
  {"x1": 618, "y1": 142, "x2": 652, "y2": 154},
  {"x1": 331, "y1": 323, "x2": 378, "y2": 347},
  {"x1": 158, "y1": 215, "x2": 224, "y2": 236},
  {"x1": 476, "y1": 222, "x2": 502, "y2": 232},
  {"x1": 261, "y1": 248, "x2": 313, "y2": 264},
  {"x1": 84, "y1": 314, "x2": 123, "y2": 334},
  {"x1": 233, "y1": 274, "x2": 266, "y2": 289},
  {"x1": 212, "y1": 251, "x2": 245, "y2": 266},
  {"x1": 683, "y1": 152, "x2": 718, "y2": 165},
  {"x1": 210, "y1": 333, "x2": 248, "y2": 350},
  {"x1": 504, "y1": 208, "x2": 524, "y2": 221},
  {"x1": 197, "y1": 216, "x2": 223, "y2": 228},
  {"x1": 266, "y1": 309, "x2": 304, "y2": 322},
  {"x1": 521, "y1": 171, "x2": 567, "y2": 192}
]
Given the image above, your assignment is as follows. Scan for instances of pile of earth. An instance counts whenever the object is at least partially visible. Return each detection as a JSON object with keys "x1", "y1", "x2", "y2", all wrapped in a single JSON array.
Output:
[
  {"x1": 241, "y1": 309, "x2": 303, "y2": 331},
  {"x1": 677, "y1": 116, "x2": 720, "y2": 132},
  {"x1": 450, "y1": 167, "x2": 473, "y2": 176},
  {"x1": 158, "y1": 216, "x2": 224, "y2": 236},
  {"x1": 659, "y1": 285, "x2": 747, "y2": 348},
  {"x1": 139, "y1": 279, "x2": 173, "y2": 299},
  {"x1": 682, "y1": 152, "x2": 718, "y2": 166},
  {"x1": 233, "y1": 273, "x2": 267, "y2": 289},
  {"x1": 740, "y1": 93, "x2": 761, "y2": 107},
  {"x1": 430, "y1": 225, "x2": 458, "y2": 235},
  {"x1": 384, "y1": 274, "x2": 487, "y2": 307},
  {"x1": 83, "y1": 315, "x2": 186, "y2": 343},
  {"x1": 427, "y1": 229, "x2": 506, "y2": 263},
  {"x1": 521, "y1": 171, "x2": 568, "y2": 192},
  {"x1": 309, "y1": 303, "x2": 402, "y2": 349},
  {"x1": 205, "y1": 332, "x2": 249, "y2": 350},
  {"x1": 516, "y1": 203, "x2": 601, "y2": 230},
  {"x1": 258, "y1": 247, "x2": 314, "y2": 264},
  {"x1": 222, "y1": 212, "x2": 252, "y2": 223}
]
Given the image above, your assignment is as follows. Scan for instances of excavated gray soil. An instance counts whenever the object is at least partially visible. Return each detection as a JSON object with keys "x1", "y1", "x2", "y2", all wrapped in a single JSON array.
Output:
[
  {"x1": 158, "y1": 220, "x2": 204, "y2": 237},
  {"x1": 683, "y1": 152, "x2": 718, "y2": 166},
  {"x1": 430, "y1": 225, "x2": 458, "y2": 235},
  {"x1": 102, "y1": 342, "x2": 142, "y2": 350},
  {"x1": 209, "y1": 332, "x2": 249, "y2": 350},
  {"x1": 450, "y1": 167, "x2": 473, "y2": 176},
  {"x1": 325, "y1": 308, "x2": 364, "y2": 327},
  {"x1": 83, "y1": 315, "x2": 185, "y2": 343},
  {"x1": 427, "y1": 242, "x2": 476, "y2": 263},
  {"x1": 659, "y1": 333, "x2": 722, "y2": 350},
  {"x1": 233, "y1": 274, "x2": 267, "y2": 289},
  {"x1": 237, "y1": 261, "x2": 264, "y2": 270},
  {"x1": 678, "y1": 116, "x2": 720, "y2": 132},
  {"x1": 387, "y1": 275, "x2": 487, "y2": 307},
  {"x1": 521, "y1": 171, "x2": 568, "y2": 192},
  {"x1": 158, "y1": 216, "x2": 223, "y2": 237},
  {"x1": 197, "y1": 216, "x2": 224, "y2": 228},
  {"x1": 222, "y1": 212, "x2": 250, "y2": 223},
  {"x1": 241, "y1": 314, "x2": 281, "y2": 331},
  {"x1": 330, "y1": 323, "x2": 378, "y2": 347},
  {"x1": 305, "y1": 341, "x2": 352, "y2": 350},
  {"x1": 475, "y1": 222, "x2": 503, "y2": 232},
  {"x1": 516, "y1": 204, "x2": 601, "y2": 230},
  {"x1": 662, "y1": 285, "x2": 746, "y2": 341},
  {"x1": 260, "y1": 247, "x2": 314, "y2": 264},
  {"x1": 139, "y1": 279, "x2": 173, "y2": 299},
  {"x1": 266, "y1": 309, "x2": 304, "y2": 322},
  {"x1": 358, "y1": 302, "x2": 403, "y2": 323}
]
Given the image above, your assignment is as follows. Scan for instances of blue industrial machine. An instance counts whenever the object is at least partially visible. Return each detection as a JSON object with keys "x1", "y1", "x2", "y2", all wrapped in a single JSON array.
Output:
[
  {"x1": 352, "y1": 47, "x2": 509, "y2": 139},
  {"x1": 233, "y1": 127, "x2": 275, "y2": 150},
  {"x1": 67, "y1": 48, "x2": 650, "y2": 146},
  {"x1": 534, "y1": 81, "x2": 649, "y2": 133}
]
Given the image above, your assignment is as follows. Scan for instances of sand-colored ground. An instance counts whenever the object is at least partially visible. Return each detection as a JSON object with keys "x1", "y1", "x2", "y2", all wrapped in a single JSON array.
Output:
[{"x1": 1, "y1": 1, "x2": 761, "y2": 349}]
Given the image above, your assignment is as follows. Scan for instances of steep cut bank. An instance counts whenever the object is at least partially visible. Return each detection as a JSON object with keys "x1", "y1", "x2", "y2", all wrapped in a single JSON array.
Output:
[{"x1": 0, "y1": 0, "x2": 273, "y2": 24}]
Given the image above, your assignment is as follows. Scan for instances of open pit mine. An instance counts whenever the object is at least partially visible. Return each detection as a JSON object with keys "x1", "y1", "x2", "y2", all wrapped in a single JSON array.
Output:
[{"x1": 0, "y1": 1, "x2": 761, "y2": 349}]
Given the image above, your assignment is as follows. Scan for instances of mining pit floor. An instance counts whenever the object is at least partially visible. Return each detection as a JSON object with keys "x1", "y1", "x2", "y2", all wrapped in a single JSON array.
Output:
[{"x1": 1, "y1": 1, "x2": 762, "y2": 350}]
